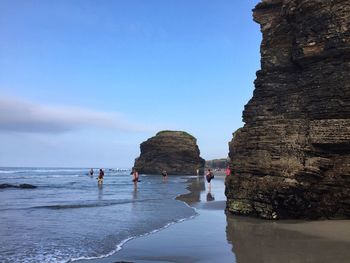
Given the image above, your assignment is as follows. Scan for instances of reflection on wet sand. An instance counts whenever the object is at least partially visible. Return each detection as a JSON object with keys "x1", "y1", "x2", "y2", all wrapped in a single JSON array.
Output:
[
  {"x1": 97, "y1": 185, "x2": 103, "y2": 201},
  {"x1": 131, "y1": 184, "x2": 138, "y2": 211},
  {"x1": 176, "y1": 177, "x2": 205, "y2": 204},
  {"x1": 206, "y1": 192, "x2": 215, "y2": 202},
  {"x1": 133, "y1": 185, "x2": 137, "y2": 199},
  {"x1": 178, "y1": 177, "x2": 350, "y2": 263},
  {"x1": 226, "y1": 214, "x2": 350, "y2": 263}
]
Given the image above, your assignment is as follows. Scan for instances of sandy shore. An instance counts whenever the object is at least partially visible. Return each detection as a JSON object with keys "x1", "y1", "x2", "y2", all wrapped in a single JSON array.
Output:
[{"x1": 76, "y1": 176, "x2": 350, "y2": 263}]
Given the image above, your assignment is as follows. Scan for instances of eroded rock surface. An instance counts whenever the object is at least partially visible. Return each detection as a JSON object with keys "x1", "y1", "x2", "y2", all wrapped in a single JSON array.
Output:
[
  {"x1": 226, "y1": 0, "x2": 350, "y2": 219},
  {"x1": 134, "y1": 131, "x2": 205, "y2": 175}
]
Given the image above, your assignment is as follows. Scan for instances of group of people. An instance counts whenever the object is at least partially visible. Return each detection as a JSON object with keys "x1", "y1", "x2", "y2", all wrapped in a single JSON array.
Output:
[
  {"x1": 132, "y1": 169, "x2": 167, "y2": 185},
  {"x1": 89, "y1": 168, "x2": 105, "y2": 185},
  {"x1": 88, "y1": 165, "x2": 233, "y2": 188}
]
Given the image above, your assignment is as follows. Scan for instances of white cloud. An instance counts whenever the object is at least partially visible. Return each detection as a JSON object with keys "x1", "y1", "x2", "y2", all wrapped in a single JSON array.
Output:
[{"x1": 0, "y1": 95, "x2": 152, "y2": 133}]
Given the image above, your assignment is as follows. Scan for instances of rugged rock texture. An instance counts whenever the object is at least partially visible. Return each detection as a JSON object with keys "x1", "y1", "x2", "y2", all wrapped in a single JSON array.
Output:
[
  {"x1": 226, "y1": 0, "x2": 350, "y2": 219},
  {"x1": 134, "y1": 131, "x2": 205, "y2": 175}
]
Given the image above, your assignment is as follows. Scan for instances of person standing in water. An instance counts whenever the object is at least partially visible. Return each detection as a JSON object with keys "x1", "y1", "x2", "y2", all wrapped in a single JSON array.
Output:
[
  {"x1": 98, "y1": 169, "x2": 104, "y2": 185},
  {"x1": 132, "y1": 168, "x2": 139, "y2": 185},
  {"x1": 89, "y1": 168, "x2": 94, "y2": 177},
  {"x1": 205, "y1": 168, "x2": 214, "y2": 191},
  {"x1": 161, "y1": 170, "x2": 168, "y2": 182}
]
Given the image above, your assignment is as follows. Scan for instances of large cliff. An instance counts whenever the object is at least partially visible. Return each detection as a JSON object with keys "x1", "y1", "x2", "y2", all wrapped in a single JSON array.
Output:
[
  {"x1": 226, "y1": 0, "x2": 350, "y2": 219},
  {"x1": 134, "y1": 131, "x2": 205, "y2": 175}
]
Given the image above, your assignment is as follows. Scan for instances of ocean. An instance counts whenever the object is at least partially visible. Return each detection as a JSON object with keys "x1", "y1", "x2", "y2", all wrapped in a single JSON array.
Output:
[{"x1": 0, "y1": 167, "x2": 196, "y2": 263}]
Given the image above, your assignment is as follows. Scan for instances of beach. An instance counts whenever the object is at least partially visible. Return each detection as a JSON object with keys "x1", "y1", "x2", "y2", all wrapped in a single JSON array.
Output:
[
  {"x1": 1, "y1": 1, "x2": 349, "y2": 262},
  {"x1": 1, "y1": 169, "x2": 350, "y2": 263},
  {"x1": 76, "y1": 176, "x2": 350, "y2": 263},
  {"x1": 75, "y1": 175, "x2": 235, "y2": 263}
]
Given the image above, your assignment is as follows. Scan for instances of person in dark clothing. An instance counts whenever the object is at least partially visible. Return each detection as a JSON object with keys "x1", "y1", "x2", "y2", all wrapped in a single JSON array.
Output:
[
  {"x1": 205, "y1": 168, "x2": 214, "y2": 190},
  {"x1": 161, "y1": 170, "x2": 168, "y2": 182},
  {"x1": 98, "y1": 169, "x2": 104, "y2": 185}
]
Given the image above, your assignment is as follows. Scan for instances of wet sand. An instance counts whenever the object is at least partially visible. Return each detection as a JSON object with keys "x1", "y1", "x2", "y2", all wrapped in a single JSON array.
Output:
[{"x1": 77, "y1": 176, "x2": 350, "y2": 263}]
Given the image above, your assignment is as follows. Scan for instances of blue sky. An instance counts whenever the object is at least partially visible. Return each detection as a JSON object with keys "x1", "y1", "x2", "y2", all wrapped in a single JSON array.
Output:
[{"x1": 0, "y1": 0, "x2": 261, "y2": 168}]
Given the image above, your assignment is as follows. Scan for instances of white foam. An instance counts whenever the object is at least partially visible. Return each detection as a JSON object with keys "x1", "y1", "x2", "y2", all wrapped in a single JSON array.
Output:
[
  {"x1": 69, "y1": 178, "x2": 198, "y2": 263},
  {"x1": 69, "y1": 214, "x2": 197, "y2": 263},
  {"x1": 0, "y1": 170, "x2": 19, "y2": 174}
]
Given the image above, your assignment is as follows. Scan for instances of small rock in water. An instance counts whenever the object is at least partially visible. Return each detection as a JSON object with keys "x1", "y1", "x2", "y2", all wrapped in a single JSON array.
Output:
[
  {"x1": 0, "y1": 183, "x2": 13, "y2": 189},
  {"x1": 19, "y1": 184, "x2": 37, "y2": 189},
  {"x1": 0, "y1": 183, "x2": 37, "y2": 189}
]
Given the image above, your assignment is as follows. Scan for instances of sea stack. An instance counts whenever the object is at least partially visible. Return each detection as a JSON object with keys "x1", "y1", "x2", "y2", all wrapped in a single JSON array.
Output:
[
  {"x1": 134, "y1": 131, "x2": 205, "y2": 175},
  {"x1": 226, "y1": 0, "x2": 350, "y2": 219}
]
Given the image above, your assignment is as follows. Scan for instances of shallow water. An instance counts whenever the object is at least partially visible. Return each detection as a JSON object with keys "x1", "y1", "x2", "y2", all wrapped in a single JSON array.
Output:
[
  {"x1": 0, "y1": 168, "x2": 196, "y2": 263},
  {"x1": 95, "y1": 176, "x2": 350, "y2": 263}
]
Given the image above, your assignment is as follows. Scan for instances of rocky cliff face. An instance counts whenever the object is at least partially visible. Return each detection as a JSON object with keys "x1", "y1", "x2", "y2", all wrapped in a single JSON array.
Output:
[
  {"x1": 134, "y1": 131, "x2": 205, "y2": 175},
  {"x1": 226, "y1": 0, "x2": 350, "y2": 219}
]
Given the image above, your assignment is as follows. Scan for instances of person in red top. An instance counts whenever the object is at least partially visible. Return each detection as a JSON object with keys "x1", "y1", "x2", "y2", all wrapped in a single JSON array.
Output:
[
  {"x1": 225, "y1": 166, "x2": 231, "y2": 177},
  {"x1": 132, "y1": 168, "x2": 139, "y2": 184}
]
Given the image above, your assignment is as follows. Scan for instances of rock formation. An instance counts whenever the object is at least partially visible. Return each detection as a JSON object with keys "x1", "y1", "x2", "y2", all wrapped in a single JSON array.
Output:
[
  {"x1": 0, "y1": 183, "x2": 37, "y2": 189},
  {"x1": 134, "y1": 131, "x2": 205, "y2": 175},
  {"x1": 226, "y1": 0, "x2": 350, "y2": 219}
]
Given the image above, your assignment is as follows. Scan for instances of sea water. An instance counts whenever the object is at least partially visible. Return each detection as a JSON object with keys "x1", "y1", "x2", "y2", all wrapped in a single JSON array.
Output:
[{"x1": 0, "y1": 168, "x2": 196, "y2": 263}]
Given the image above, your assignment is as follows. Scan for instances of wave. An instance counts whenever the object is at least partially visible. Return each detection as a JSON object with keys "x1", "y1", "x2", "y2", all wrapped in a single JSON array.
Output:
[
  {"x1": 69, "y1": 213, "x2": 197, "y2": 263},
  {"x1": 0, "y1": 168, "x2": 89, "y2": 174},
  {"x1": 29, "y1": 198, "x2": 157, "y2": 210},
  {"x1": 69, "y1": 182, "x2": 198, "y2": 263},
  {"x1": 28, "y1": 169, "x2": 88, "y2": 173},
  {"x1": 0, "y1": 168, "x2": 130, "y2": 172},
  {"x1": 0, "y1": 175, "x2": 86, "y2": 181},
  {"x1": 33, "y1": 201, "x2": 131, "y2": 210},
  {"x1": 0, "y1": 174, "x2": 194, "y2": 263},
  {"x1": 0, "y1": 170, "x2": 21, "y2": 174},
  {"x1": 0, "y1": 199, "x2": 154, "y2": 212}
]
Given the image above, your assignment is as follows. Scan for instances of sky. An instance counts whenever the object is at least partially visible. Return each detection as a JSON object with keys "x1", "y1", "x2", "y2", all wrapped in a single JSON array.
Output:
[{"x1": 0, "y1": 0, "x2": 261, "y2": 168}]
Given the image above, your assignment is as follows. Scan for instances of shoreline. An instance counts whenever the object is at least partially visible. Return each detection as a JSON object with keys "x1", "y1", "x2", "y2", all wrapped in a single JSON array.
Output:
[
  {"x1": 75, "y1": 175, "x2": 350, "y2": 263},
  {"x1": 74, "y1": 175, "x2": 234, "y2": 263}
]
